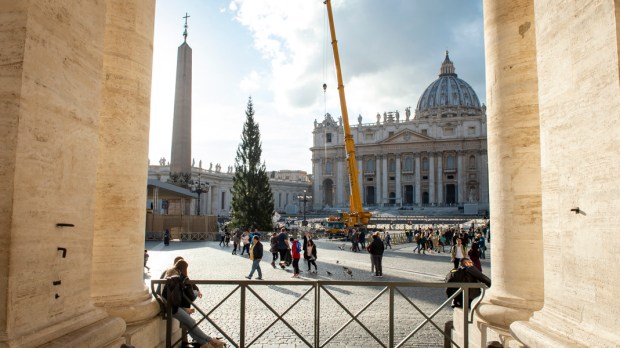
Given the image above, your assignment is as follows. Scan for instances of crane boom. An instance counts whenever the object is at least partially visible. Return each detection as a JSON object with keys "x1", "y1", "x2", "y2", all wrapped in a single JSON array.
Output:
[{"x1": 324, "y1": 0, "x2": 371, "y2": 226}]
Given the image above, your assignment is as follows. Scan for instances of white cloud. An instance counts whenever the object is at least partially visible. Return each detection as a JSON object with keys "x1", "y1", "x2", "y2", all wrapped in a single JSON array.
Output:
[{"x1": 239, "y1": 70, "x2": 262, "y2": 91}]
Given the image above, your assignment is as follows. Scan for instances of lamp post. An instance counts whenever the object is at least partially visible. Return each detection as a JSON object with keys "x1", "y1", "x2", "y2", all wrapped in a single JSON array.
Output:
[
  {"x1": 190, "y1": 175, "x2": 209, "y2": 215},
  {"x1": 297, "y1": 190, "x2": 312, "y2": 226}
]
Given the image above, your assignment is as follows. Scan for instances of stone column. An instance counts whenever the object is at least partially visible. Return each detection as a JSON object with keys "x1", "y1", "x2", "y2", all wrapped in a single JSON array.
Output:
[
  {"x1": 470, "y1": 0, "x2": 544, "y2": 343},
  {"x1": 508, "y1": 0, "x2": 620, "y2": 346},
  {"x1": 437, "y1": 153, "x2": 443, "y2": 205},
  {"x1": 375, "y1": 155, "x2": 382, "y2": 206},
  {"x1": 91, "y1": 0, "x2": 160, "y2": 332},
  {"x1": 336, "y1": 159, "x2": 344, "y2": 208},
  {"x1": 382, "y1": 156, "x2": 388, "y2": 206},
  {"x1": 313, "y1": 158, "x2": 322, "y2": 210},
  {"x1": 357, "y1": 158, "x2": 363, "y2": 204},
  {"x1": 415, "y1": 156, "x2": 421, "y2": 205},
  {"x1": 395, "y1": 155, "x2": 402, "y2": 206},
  {"x1": 0, "y1": 2, "x2": 126, "y2": 346},
  {"x1": 479, "y1": 151, "x2": 489, "y2": 206},
  {"x1": 428, "y1": 154, "x2": 435, "y2": 204},
  {"x1": 456, "y1": 152, "x2": 464, "y2": 203}
]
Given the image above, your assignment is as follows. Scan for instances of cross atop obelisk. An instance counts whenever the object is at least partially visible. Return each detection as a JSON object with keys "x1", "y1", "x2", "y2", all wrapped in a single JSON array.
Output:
[{"x1": 183, "y1": 12, "x2": 190, "y2": 42}]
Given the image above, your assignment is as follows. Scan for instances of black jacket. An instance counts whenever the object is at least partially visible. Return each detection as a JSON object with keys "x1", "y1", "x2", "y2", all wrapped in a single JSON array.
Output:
[
  {"x1": 252, "y1": 241, "x2": 263, "y2": 259},
  {"x1": 368, "y1": 237, "x2": 384, "y2": 255}
]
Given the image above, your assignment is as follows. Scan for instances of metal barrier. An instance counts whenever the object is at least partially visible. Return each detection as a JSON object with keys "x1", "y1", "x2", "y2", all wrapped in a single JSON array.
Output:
[{"x1": 151, "y1": 279, "x2": 485, "y2": 348}]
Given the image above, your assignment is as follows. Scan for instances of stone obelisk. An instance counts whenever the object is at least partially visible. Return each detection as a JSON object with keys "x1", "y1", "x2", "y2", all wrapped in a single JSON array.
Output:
[{"x1": 170, "y1": 13, "x2": 192, "y2": 174}]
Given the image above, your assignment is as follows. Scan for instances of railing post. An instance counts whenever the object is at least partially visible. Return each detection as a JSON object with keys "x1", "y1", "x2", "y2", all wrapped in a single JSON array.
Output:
[
  {"x1": 389, "y1": 284, "x2": 394, "y2": 347},
  {"x1": 463, "y1": 286, "x2": 469, "y2": 348},
  {"x1": 240, "y1": 283, "x2": 246, "y2": 348},
  {"x1": 166, "y1": 301, "x2": 172, "y2": 348},
  {"x1": 315, "y1": 281, "x2": 320, "y2": 348}
]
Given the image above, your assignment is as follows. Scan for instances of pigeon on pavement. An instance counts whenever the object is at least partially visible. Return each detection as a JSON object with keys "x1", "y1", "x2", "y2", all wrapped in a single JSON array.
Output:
[
  {"x1": 343, "y1": 266, "x2": 353, "y2": 278},
  {"x1": 326, "y1": 271, "x2": 333, "y2": 276}
]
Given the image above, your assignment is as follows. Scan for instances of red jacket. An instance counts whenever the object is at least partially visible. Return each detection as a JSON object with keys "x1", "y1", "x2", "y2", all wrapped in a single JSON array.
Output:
[{"x1": 291, "y1": 240, "x2": 301, "y2": 259}]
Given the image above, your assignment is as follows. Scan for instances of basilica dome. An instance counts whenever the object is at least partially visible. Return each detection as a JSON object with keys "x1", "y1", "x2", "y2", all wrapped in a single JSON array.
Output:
[{"x1": 415, "y1": 52, "x2": 481, "y2": 115}]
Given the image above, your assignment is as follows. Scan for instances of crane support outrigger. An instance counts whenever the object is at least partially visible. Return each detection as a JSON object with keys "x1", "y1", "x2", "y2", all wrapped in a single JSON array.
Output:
[{"x1": 324, "y1": 0, "x2": 372, "y2": 227}]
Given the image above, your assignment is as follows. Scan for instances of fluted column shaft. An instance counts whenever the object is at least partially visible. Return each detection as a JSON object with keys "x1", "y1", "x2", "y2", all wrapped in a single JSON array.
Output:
[{"x1": 476, "y1": 0, "x2": 544, "y2": 329}]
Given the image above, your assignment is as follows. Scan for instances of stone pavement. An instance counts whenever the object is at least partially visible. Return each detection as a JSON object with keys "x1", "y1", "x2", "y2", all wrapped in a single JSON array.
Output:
[{"x1": 144, "y1": 237, "x2": 492, "y2": 348}]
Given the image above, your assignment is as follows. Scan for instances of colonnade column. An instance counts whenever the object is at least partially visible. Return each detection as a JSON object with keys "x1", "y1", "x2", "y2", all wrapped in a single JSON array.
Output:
[
  {"x1": 428, "y1": 154, "x2": 435, "y2": 204},
  {"x1": 437, "y1": 154, "x2": 443, "y2": 205},
  {"x1": 395, "y1": 155, "x2": 401, "y2": 206},
  {"x1": 0, "y1": 2, "x2": 126, "y2": 346},
  {"x1": 472, "y1": 0, "x2": 544, "y2": 342},
  {"x1": 414, "y1": 156, "x2": 421, "y2": 205},
  {"x1": 375, "y1": 155, "x2": 382, "y2": 206},
  {"x1": 91, "y1": 0, "x2": 160, "y2": 329},
  {"x1": 381, "y1": 156, "x2": 388, "y2": 206}
]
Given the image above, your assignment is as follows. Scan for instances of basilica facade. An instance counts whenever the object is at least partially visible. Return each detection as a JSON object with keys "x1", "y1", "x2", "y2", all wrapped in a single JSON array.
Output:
[{"x1": 311, "y1": 53, "x2": 488, "y2": 211}]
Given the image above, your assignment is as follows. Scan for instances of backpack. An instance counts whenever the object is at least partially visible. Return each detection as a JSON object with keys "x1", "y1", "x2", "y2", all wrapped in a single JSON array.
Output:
[
  {"x1": 163, "y1": 274, "x2": 192, "y2": 314},
  {"x1": 445, "y1": 268, "x2": 468, "y2": 300},
  {"x1": 296, "y1": 241, "x2": 301, "y2": 253}
]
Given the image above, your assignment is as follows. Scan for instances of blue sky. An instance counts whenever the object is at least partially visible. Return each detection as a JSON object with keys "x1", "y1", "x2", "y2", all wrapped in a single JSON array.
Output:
[{"x1": 148, "y1": 0, "x2": 485, "y2": 173}]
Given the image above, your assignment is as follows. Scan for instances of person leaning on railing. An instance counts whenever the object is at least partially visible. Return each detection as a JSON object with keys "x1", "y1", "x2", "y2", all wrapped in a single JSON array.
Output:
[{"x1": 163, "y1": 259, "x2": 225, "y2": 348}]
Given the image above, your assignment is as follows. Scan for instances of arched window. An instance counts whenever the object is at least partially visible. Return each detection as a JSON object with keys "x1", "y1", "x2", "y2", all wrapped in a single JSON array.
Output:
[
  {"x1": 404, "y1": 157, "x2": 413, "y2": 172},
  {"x1": 325, "y1": 160, "x2": 333, "y2": 175},
  {"x1": 389, "y1": 159, "x2": 396, "y2": 172},
  {"x1": 469, "y1": 155, "x2": 476, "y2": 169},
  {"x1": 422, "y1": 157, "x2": 429, "y2": 171}
]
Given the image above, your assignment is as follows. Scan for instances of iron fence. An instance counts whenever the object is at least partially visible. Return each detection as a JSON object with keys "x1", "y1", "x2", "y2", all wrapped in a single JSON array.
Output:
[{"x1": 151, "y1": 279, "x2": 485, "y2": 348}]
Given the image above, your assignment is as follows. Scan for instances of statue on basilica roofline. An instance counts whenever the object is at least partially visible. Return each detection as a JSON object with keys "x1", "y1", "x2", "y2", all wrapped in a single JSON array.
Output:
[
  {"x1": 338, "y1": 116, "x2": 342, "y2": 127},
  {"x1": 395, "y1": 110, "x2": 400, "y2": 122},
  {"x1": 199, "y1": 160, "x2": 202, "y2": 169},
  {"x1": 376, "y1": 113, "x2": 381, "y2": 124},
  {"x1": 192, "y1": 158, "x2": 195, "y2": 167},
  {"x1": 358, "y1": 114, "x2": 362, "y2": 125},
  {"x1": 314, "y1": 119, "x2": 318, "y2": 128},
  {"x1": 209, "y1": 162, "x2": 213, "y2": 171},
  {"x1": 159, "y1": 157, "x2": 166, "y2": 166},
  {"x1": 405, "y1": 107, "x2": 411, "y2": 121},
  {"x1": 383, "y1": 112, "x2": 387, "y2": 123}
]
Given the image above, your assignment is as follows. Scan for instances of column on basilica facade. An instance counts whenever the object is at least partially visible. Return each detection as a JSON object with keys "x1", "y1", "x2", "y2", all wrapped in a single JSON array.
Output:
[
  {"x1": 91, "y1": 0, "x2": 160, "y2": 329},
  {"x1": 479, "y1": 151, "x2": 489, "y2": 205},
  {"x1": 313, "y1": 159, "x2": 322, "y2": 209},
  {"x1": 437, "y1": 153, "x2": 443, "y2": 205},
  {"x1": 382, "y1": 156, "x2": 388, "y2": 206},
  {"x1": 336, "y1": 159, "x2": 345, "y2": 208},
  {"x1": 375, "y1": 155, "x2": 382, "y2": 206},
  {"x1": 415, "y1": 156, "x2": 421, "y2": 205},
  {"x1": 428, "y1": 154, "x2": 435, "y2": 204},
  {"x1": 395, "y1": 155, "x2": 401, "y2": 206},
  {"x1": 469, "y1": 0, "x2": 544, "y2": 344},
  {"x1": 456, "y1": 152, "x2": 464, "y2": 203},
  {"x1": 357, "y1": 159, "x2": 363, "y2": 204}
]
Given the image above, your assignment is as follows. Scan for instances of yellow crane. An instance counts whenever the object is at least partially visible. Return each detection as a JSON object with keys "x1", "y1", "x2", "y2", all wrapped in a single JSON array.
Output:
[{"x1": 324, "y1": 0, "x2": 372, "y2": 228}]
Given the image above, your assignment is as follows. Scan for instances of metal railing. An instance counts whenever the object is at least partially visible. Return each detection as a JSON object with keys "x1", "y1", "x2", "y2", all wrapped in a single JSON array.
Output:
[{"x1": 151, "y1": 279, "x2": 485, "y2": 348}]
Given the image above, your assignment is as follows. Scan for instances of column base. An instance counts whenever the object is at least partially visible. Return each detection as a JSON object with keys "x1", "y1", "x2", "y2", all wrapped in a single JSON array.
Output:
[
  {"x1": 123, "y1": 316, "x2": 177, "y2": 348},
  {"x1": 93, "y1": 288, "x2": 161, "y2": 324},
  {"x1": 510, "y1": 310, "x2": 620, "y2": 348},
  {"x1": 451, "y1": 308, "x2": 525, "y2": 348},
  {"x1": 475, "y1": 296, "x2": 541, "y2": 328},
  {"x1": 1, "y1": 310, "x2": 126, "y2": 348}
]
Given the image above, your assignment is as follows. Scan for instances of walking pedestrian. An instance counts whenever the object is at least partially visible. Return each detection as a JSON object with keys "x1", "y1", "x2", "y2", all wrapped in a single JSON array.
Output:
[
  {"x1": 144, "y1": 249, "x2": 150, "y2": 272},
  {"x1": 240, "y1": 232, "x2": 250, "y2": 256},
  {"x1": 384, "y1": 231, "x2": 392, "y2": 249},
  {"x1": 305, "y1": 239, "x2": 318, "y2": 273},
  {"x1": 451, "y1": 238, "x2": 467, "y2": 270},
  {"x1": 245, "y1": 235, "x2": 263, "y2": 280},
  {"x1": 276, "y1": 228, "x2": 290, "y2": 267},
  {"x1": 369, "y1": 232, "x2": 385, "y2": 277},
  {"x1": 468, "y1": 243, "x2": 483, "y2": 272},
  {"x1": 269, "y1": 232, "x2": 279, "y2": 268},
  {"x1": 290, "y1": 237, "x2": 301, "y2": 278}
]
